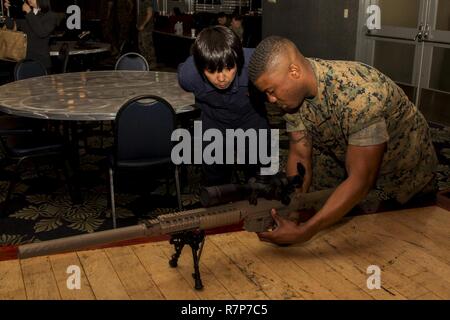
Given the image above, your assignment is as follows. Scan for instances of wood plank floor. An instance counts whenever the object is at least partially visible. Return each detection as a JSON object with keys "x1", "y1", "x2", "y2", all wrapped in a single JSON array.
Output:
[{"x1": 0, "y1": 206, "x2": 449, "y2": 300}]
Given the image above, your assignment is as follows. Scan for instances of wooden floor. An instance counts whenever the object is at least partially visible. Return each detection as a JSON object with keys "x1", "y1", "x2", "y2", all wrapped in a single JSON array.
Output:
[{"x1": 0, "y1": 206, "x2": 449, "y2": 300}]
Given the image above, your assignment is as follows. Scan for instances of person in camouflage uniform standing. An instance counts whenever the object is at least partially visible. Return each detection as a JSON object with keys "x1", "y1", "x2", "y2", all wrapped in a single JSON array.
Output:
[
  {"x1": 100, "y1": 0, "x2": 117, "y2": 55},
  {"x1": 248, "y1": 36, "x2": 438, "y2": 245},
  {"x1": 116, "y1": 0, "x2": 135, "y2": 54},
  {"x1": 137, "y1": 0, "x2": 156, "y2": 69}
]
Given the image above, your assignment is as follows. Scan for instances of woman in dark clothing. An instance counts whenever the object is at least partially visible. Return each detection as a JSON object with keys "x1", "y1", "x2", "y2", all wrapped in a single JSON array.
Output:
[{"x1": 3, "y1": 0, "x2": 57, "y2": 71}]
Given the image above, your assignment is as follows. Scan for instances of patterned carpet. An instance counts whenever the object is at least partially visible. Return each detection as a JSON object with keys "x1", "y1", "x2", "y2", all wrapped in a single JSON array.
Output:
[{"x1": 0, "y1": 107, "x2": 449, "y2": 246}]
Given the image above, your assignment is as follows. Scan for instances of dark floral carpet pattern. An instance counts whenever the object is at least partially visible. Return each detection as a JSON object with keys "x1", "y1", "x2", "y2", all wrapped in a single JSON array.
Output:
[{"x1": 0, "y1": 108, "x2": 449, "y2": 246}]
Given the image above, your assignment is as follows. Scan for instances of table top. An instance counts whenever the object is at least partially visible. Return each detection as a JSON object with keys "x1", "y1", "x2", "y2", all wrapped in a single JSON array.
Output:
[
  {"x1": 0, "y1": 71, "x2": 196, "y2": 121},
  {"x1": 50, "y1": 41, "x2": 111, "y2": 57}
]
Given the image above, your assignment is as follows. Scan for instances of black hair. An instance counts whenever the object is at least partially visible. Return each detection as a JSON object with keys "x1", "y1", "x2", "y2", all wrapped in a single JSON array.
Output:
[
  {"x1": 173, "y1": 7, "x2": 182, "y2": 16},
  {"x1": 37, "y1": 0, "x2": 51, "y2": 13},
  {"x1": 217, "y1": 12, "x2": 226, "y2": 19},
  {"x1": 192, "y1": 26, "x2": 244, "y2": 75},
  {"x1": 249, "y1": 36, "x2": 290, "y2": 83},
  {"x1": 232, "y1": 14, "x2": 243, "y2": 22}
]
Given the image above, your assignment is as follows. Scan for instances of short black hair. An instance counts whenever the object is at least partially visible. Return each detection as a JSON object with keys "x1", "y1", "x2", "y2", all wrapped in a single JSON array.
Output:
[
  {"x1": 249, "y1": 36, "x2": 291, "y2": 83},
  {"x1": 232, "y1": 14, "x2": 243, "y2": 22},
  {"x1": 173, "y1": 7, "x2": 182, "y2": 16},
  {"x1": 192, "y1": 26, "x2": 244, "y2": 74},
  {"x1": 37, "y1": 0, "x2": 51, "y2": 13},
  {"x1": 217, "y1": 12, "x2": 227, "y2": 19}
]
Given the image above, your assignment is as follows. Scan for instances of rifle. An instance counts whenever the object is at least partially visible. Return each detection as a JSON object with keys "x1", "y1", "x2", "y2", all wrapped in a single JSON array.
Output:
[{"x1": 17, "y1": 173, "x2": 333, "y2": 290}]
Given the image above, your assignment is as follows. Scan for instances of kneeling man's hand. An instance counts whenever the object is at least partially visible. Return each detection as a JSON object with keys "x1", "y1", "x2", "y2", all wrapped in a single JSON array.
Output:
[{"x1": 257, "y1": 209, "x2": 314, "y2": 245}]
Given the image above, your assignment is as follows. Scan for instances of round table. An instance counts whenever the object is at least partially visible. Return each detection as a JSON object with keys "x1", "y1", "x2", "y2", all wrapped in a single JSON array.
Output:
[
  {"x1": 0, "y1": 71, "x2": 196, "y2": 121},
  {"x1": 50, "y1": 41, "x2": 111, "y2": 57}
]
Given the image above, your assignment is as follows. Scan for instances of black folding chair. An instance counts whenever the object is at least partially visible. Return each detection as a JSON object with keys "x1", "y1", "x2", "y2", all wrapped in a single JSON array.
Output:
[
  {"x1": 14, "y1": 59, "x2": 47, "y2": 80},
  {"x1": 0, "y1": 132, "x2": 74, "y2": 216},
  {"x1": 114, "y1": 52, "x2": 149, "y2": 71},
  {"x1": 0, "y1": 60, "x2": 75, "y2": 216},
  {"x1": 108, "y1": 95, "x2": 182, "y2": 228}
]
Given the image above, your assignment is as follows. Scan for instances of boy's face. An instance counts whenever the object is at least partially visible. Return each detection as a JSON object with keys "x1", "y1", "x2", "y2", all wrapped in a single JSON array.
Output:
[
  {"x1": 204, "y1": 66, "x2": 237, "y2": 90},
  {"x1": 231, "y1": 19, "x2": 241, "y2": 29}
]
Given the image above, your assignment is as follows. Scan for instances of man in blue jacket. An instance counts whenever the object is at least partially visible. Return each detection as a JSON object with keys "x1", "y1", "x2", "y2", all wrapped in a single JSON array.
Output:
[{"x1": 178, "y1": 26, "x2": 271, "y2": 186}]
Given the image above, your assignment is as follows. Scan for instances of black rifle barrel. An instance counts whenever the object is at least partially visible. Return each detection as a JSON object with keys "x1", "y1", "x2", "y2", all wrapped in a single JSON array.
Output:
[{"x1": 201, "y1": 184, "x2": 252, "y2": 207}]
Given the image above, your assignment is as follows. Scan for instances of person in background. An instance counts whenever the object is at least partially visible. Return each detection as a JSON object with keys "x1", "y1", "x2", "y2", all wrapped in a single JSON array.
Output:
[
  {"x1": 168, "y1": 6, "x2": 183, "y2": 33},
  {"x1": 230, "y1": 14, "x2": 244, "y2": 42},
  {"x1": 116, "y1": 0, "x2": 135, "y2": 55},
  {"x1": 178, "y1": 26, "x2": 270, "y2": 186},
  {"x1": 3, "y1": 0, "x2": 57, "y2": 72},
  {"x1": 172, "y1": 6, "x2": 182, "y2": 17},
  {"x1": 216, "y1": 12, "x2": 228, "y2": 26},
  {"x1": 100, "y1": 0, "x2": 117, "y2": 56},
  {"x1": 137, "y1": 0, "x2": 156, "y2": 69}
]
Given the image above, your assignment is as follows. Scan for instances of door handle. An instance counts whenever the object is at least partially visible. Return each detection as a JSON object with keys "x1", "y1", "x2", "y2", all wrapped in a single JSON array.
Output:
[
  {"x1": 414, "y1": 23, "x2": 425, "y2": 41},
  {"x1": 414, "y1": 31, "x2": 423, "y2": 41},
  {"x1": 423, "y1": 24, "x2": 430, "y2": 40}
]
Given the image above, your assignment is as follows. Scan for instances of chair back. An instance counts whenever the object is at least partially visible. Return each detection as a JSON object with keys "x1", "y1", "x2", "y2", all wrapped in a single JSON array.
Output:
[
  {"x1": 115, "y1": 52, "x2": 149, "y2": 71},
  {"x1": 115, "y1": 95, "x2": 176, "y2": 162},
  {"x1": 14, "y1": 59, "x2": 47, "y2": 81}
]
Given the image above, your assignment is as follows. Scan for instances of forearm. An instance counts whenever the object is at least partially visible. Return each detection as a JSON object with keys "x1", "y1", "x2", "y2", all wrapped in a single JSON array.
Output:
[
  {"x1": 264, "y1": 143, "x2": 385, "y2": 246},
  {"x1": 304, "y1": 176, "x2": 371, "y2": 235},
  {"x1": 138, "y1": 17, "x2": 150, "y2": 29},
  {"x1": 286, "y1": 152, "x2": 300, "y2": 177},
  {"x1": 287, "y1": 131, "x2": 313, "y2": 192}
]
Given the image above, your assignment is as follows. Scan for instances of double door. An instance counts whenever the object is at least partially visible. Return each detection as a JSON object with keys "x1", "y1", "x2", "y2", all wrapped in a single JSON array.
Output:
[{"x1": 359, "y1": 0, "x2": 450, "y2": 125}]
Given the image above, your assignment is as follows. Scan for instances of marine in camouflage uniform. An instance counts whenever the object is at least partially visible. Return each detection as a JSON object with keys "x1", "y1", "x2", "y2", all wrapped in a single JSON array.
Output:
[
  {"x1": 116, "y1": 0, "x2": 135, "y2": 52},
  {"x1": 284, "y1": 58, "x2": 438, "y2": 205},
  {"x1": 137, "y1": 0, "x2": 157, "y2": 69},
  {"x1": 100, "y1": 0, "x2": 116, "y2": 54}
]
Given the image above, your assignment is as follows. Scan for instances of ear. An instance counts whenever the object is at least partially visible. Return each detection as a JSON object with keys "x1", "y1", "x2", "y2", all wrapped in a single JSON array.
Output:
[{"x1": 288, "y1": 63, "x2": 301, "y2": 80}]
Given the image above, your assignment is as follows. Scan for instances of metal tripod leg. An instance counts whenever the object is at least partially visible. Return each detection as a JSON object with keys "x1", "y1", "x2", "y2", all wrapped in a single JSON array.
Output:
[
  {"x1": 168, "y1": 231, "x2": 206, "y2": 290},
  {"x1": 169, "y1": 235, "x2": 185, "y2": 268}
]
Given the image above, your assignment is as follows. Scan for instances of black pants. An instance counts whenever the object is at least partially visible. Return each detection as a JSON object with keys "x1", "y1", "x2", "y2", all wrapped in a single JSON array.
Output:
[{"x1": 201, "y1": 113, "x2": 271, "y2": 187}]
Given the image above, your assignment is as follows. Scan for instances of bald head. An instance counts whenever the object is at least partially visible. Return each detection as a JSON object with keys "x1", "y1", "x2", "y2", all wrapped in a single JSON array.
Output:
[{"x1": 248, "y1": 36, "x2": 304, "y2": 83}]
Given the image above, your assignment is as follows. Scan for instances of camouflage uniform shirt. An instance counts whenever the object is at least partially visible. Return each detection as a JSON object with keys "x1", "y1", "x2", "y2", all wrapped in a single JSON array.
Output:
[
  {"x1": 284, "y1": 58, "x2": 438, "y2": 203},
  {"x1": 139, "y1": 0, "x2": 155, "y2": 33}
]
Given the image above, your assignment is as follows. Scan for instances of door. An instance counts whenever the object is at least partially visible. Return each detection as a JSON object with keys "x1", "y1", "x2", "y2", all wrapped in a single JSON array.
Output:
[
  {"x1": 364, "y1": 0, "x2": 430, "y2": 106},
  {"x1": 419, "y1": 0, "x2": 450, "y2": 125}
]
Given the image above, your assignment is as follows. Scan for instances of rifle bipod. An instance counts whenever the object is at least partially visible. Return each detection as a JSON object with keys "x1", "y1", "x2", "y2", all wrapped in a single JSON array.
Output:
[{"x1": 169, "y1": 230, "x2": 206, "y2": 290}]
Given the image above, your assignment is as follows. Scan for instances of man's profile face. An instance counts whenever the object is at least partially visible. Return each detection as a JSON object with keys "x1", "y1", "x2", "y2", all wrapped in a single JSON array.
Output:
[
  {"x1": 231, "y1": 19, "x2": 242, "y2": 29},
  {"x1": 254, "y1": 67, "x2": 305, "y2": 114},
  {"x1": 203, "y1": 66, "x2": 238, "y2": 90},
  {"x1": 218, "y1": 17, "x2": 227, "y2": 26}
]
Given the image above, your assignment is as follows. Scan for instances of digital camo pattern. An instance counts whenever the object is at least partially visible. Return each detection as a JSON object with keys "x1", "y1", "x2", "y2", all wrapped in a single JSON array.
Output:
[
  {"x1": 138, "y1": 0, "x2": 157, "y2": 69},
  {"x1": 0, "y1": 71, "x2": 195, "y2": 120},
  {"x1": 284, "y1": 58, "x2": 438, "y2": 203}
]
